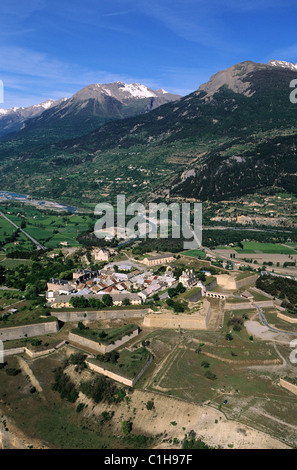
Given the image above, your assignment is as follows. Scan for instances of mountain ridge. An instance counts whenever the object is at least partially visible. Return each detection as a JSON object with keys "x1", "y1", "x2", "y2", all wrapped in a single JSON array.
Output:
[
  {"x1": 1, "y1": 59, "x2": 297, "y2": 205},
  {"x1": 0, "y1": 82, "x2": 180, "y2": 143}
]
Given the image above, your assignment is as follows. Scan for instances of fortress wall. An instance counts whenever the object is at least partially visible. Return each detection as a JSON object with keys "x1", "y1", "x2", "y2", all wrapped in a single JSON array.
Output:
[
  {"x1": 25, "y1": 340, "x2": 66, "y2": 358},
  {"x1": 224, "y1": 299, "x2": 274, "y2": 311},
  {"x1": 69, "y1": 329, "x2": 139, "y2": 354},
  {"x1": 277, "y1": 313, "x2": 297, "y2": 324},
  {"x1": 280, "y1": 378, "x2": 297, "y2": 395},
  {"x1": 0, "y1": 321, "x2": 59, "y2": 342},
  {"x1": 224, "y1": 302, "x2": 252, "y2": 311},
  {"x1": 206, "y1": 279, "x2": 218, "y2": 291},
  {"x1": 216, "y1": 275, "x2": 237, "y2": 290},
  {"x1": 53, "y1": 309, "x2": 150, "y2": 322},
  {"x1": 216, "y1": 273, "x2": 258, "y2": 290},
  {"x1": 235, "y1": 274, "x2": 259, "y2": 289},
  {"x1": 187, "y1": 291, "x2": 202, "y2": 303},
  {"x1": 143, "y1": 314, "x2": 206, "y2": 330},
  {"x1": 255, "y1": 300, "x2": 274, "y2": 308},
  {"x1": 87, "y1": 361, "x2": 133, "y2": 386},
  {"x1": 4, "y1": 347, "x2": 26, "y2": 357},
  {"x1": 86, "y1": 354, "x2": 153, "y2": 387},
  {"x1": 4, "y1": 340, "x2": 66, "y2": 359}
]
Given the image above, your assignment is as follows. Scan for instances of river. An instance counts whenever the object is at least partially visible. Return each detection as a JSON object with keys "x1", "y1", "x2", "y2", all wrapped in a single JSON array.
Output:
[{"x1": 0, "y1": 191, "x2": 78, "y2": 213}]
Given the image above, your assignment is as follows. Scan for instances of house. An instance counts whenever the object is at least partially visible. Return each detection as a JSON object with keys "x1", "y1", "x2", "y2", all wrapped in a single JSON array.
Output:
[
  {"x1": 111, "y1": 293, "x2": 142, "y2": 306},
  {"x1": 241, "y1": 290, "x2": 254, "y2": 300},
  {"x1": 118, "y1": 264, "x2": 133, "y2": 272},
  {"x1": 179, "y1": 269, "x2": 197, "y2": 288},
  {"x1": 142, "y1": 253, "x2": 174, "y2": 266},
  {"x1": 47, "y1": 278, "x2": 74, "y2": 294},
  {"x1": 94, "y1": 248, "x2": 111, "y2": 262},
  {"x1": 73, "y1": 269, "x2": 98, "y2": 282},
  {"x1": 47, "y1": 292, "x2": 142, "y2": 308}
]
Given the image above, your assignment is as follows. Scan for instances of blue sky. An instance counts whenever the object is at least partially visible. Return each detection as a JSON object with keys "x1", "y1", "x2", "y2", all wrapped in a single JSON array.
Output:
[{"x1": 1, "y1": 0, "x2": 297, "y2": 108}]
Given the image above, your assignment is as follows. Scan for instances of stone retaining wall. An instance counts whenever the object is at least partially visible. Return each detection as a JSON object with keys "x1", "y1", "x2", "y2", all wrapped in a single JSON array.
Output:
[
  {"x1": 69, "y1": 329, "x2": 139, "y2": 354},
  {"x1": 86, "y1": 354, "x2": 153, "y2": 387},
  {"x1": 143, "y1": 313, "x2": 206, "y2": 330},
  {"x1": 52, "y1": 309, "x2": 150, "y2": 322},
  {"x1": 224, "y1": 299, "x2": 274, "y2": 311},
  {"x1": 277, "y1": 313, "x2": 297, "y2": 324},
  {"x1": 4, "y1": 340, "x2": 66, "y2": 359},
  {"x1": 224, "y1": 302, "x2": 252, "y2": 311},
  {"x1": 280, "y1": 378, "x2": 297, "y2": 395},
  {"x1": 0, "y1": 321, "x2": 59, "y2": 342}
]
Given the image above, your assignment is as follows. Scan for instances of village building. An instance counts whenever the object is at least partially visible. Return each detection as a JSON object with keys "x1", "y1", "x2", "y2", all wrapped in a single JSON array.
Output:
[
  {"x1": 47, "y1": 278, "x2": 74, "y2": 294},
  {"x1": 93, "y1": 248, "x2": 111, "y2": 262},
  {"x1": 241, "y1": 290, "x2": 254, "y2": 300},
  {"x1": 47, "y1": 292, "x2": 142, "y2": 308},
  {"x1": 142, "y1": 253, "x2": 175, "y2": 266},
  {"x1": 179, "y1": 269, "x2": 197, "y2": 288}
]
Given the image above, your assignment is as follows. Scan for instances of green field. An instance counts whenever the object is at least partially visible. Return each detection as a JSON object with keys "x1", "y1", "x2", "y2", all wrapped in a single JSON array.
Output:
[
  {"x1": 235, "y1": 242, "x2": 297, "y2": 254},
  {"x1": 0, "y1": 203, "x2": 95, "y2": 252},
  {"x1": 182, "y1": 249, "x2": 206, "y2": 259},
  {"x1": 0, "y1": 258, "x2": 33, "y2": 269}
]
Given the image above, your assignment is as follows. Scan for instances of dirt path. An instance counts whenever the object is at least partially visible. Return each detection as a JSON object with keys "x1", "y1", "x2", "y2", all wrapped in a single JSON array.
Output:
[{"x1": 249, "y1": 407, "x2": 297, "y2": 432}]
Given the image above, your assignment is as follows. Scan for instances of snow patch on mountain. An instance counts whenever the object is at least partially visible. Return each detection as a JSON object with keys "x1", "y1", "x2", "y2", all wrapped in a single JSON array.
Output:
[{"x1": 268, "y1": 60, "x2": 297, "y2": 71}]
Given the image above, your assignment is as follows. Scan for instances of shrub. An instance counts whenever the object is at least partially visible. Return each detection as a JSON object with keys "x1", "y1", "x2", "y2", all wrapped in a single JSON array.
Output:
[
  {"x1": 52, "y1": 367, "x2": 79, "y2": 403},
  {"x1": 233, "y1": 324, "x2": 242, "y2": 332},
  {"x1": 120, "y1": 420, "x2": 132, "y2": 436},
  {"x1": 6, "y1": 368, "x2": 21, "y2": 376},
  {"x1": 201, "y1": 361, "x2": 210, "y2": 369},
  {"x1": 204, "y1": 370, "x2": 217, "y2": 380},
  {"x1": 146, "y1": 399, "x2": 155, "y2": 411},
  {"x1": 76, "y1": 403, "x2": 85, "y2": 413}
]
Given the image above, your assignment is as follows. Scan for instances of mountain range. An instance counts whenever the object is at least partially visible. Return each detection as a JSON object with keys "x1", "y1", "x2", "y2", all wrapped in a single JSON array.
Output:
[
  {"x1": 0, "y1": 98, "x2": 66, "y2": 138},
  {"x1": 0, "y1": 83, "x2": 180, "y2": 142},
  {"x1": 1, "y1": 59, "x2": 297, "y2": 205}
]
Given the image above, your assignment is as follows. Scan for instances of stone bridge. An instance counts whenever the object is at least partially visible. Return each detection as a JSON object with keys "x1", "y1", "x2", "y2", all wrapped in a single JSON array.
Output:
[{"x1": 206, "y1": 291, "x2": 227, "y2": 300}]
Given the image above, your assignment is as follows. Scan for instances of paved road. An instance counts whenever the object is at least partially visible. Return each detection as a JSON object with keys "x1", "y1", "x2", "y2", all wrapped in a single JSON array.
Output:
[
  {"x1": 253, "y1": 302, "x2": 297, "y2": 337},
  {"x1": 204, "y1": 225, "x2": 292, "y2": 234},
  {"x1": 0, "y1": 211, "x2": 46, "y2": 250}
]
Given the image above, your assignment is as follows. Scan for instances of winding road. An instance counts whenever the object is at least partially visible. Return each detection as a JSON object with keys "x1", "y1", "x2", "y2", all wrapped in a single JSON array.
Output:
[{"x1": 253, "y1": 302, "x2": 297, "y2": 337}]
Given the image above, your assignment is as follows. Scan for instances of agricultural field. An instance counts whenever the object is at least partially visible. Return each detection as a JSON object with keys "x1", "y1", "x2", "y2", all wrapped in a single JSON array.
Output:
[
  {"x1": 234, "y1": 242, "x2": 297, "y2": 254},
  {"x1": 0, "y1": 259, "x2": 33, "y2": 269},
  {"x1": 181, "y1": 249, "x2": 206, "y2": 259},
  {"x1": 0, "y1": 203, "x2": 95, "y2": 252}
]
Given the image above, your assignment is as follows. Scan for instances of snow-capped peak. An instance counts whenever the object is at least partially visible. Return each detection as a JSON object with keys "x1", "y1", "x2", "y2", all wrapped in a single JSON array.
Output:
[
  {"x1": 268, "y1": 60, "x2": 297, "y2": 71},
  {"x1": 121, "y1": 83, "x2": 158, "y2": 98},
  {"x1": 93, "y1": 82, "x2": 168, "y2": 100},
  {"x1": 33, "y1": 99, "x2": 55, "y2": 110}
]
